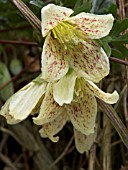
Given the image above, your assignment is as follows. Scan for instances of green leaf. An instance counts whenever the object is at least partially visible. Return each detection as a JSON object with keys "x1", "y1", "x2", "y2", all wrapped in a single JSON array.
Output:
[
  {"x1": 110, "y1": 18, "x2": 128, "y2": 36},
  {"x1": 0, "y1": 0, "x2": 8, "y2": 3},
  {"x1": 72, "y1": 0, "x2": 92, "y2": 16},
  {"x1": 91, "y1": 0, "x2": 116, "y2": 14},
  {"x1": 111, "y1": 32, "x2": 128, "y2": 44},
  {"x1": 10, "y1": 58, "x2": 23, "y2": 75},
  {"x1": 8, "y1": 124, "x2": 39, "y2": 151},
  {"x1": 111, "y1": 48, "x2": 124, "y2": 59},
  {"x1": 110, "y1": 42, "x2": 128, "y2": 58},
  {"x1": 103, "y1": 3, "x2": 117, "y2": 17},
  {"x1": 29, "y1": 0, "x2": 45, "y2": 8},
  {"x1": 0, "y1": 62, "x2": 14, "y2": 101},
  {"x1": 100, "y1": 36, "x2": 112, "y2": 57},
  {"x1": 64, "y1": 0, "x2": 77, "y2": 6}
]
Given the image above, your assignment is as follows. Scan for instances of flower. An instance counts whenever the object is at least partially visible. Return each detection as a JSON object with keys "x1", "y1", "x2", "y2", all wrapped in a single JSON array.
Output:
[
  {"x1": 0, "y1": 78, "x2": 47, "y2": 124},
  {"x1": 33, "y1": 70, "x2": 119, "y2": 153},
  {"x1": 41, "y1": 4, "x2": 114, "y2": 83},
  {"x1": 0, "y1": 71, "x2": 119, "y2": 153}
]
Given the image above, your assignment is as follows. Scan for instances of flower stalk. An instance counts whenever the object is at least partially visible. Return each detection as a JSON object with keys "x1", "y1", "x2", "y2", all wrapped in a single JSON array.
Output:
[
  {"x1": 98, "y1": 98, "x2": 128, "y2": 149},
  {"x1": 11, "y1": 0, "x2": 41, "y2": 32}
]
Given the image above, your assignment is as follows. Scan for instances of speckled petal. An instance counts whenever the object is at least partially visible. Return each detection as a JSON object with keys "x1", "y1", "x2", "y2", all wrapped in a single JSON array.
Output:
[
  {"x1": 69, "y1": 13, "x2": 114, "y2": 39},
  {"x1": 70, "y1": 39, "x2": 109, "y2": 83},
  {"x1": 0, "y1": 82, "x2": 47, "y2": 122},
  {"x1": 39, "y1": 111, "x2": 68, "y2": 142},
  {"x1": 74, "y1": 129, "x2": 96, "y2": 154},
  {"x1": 33, "y1": 83, "x2": 63, "y2": 125},
  {"x1": 53, "y1": 70, "x2": 77, "y2": 106},
  {"x1": 41, "y1": 4, "x2": 73, "y2": 37},
  {"x1": 86, "y1": 80, "x2": 119, "y2": 104},
  {"x1": 41, "y1": 33, "x2": 69, "y2": 82},
  {"x1": 67, "y1": 86, "x2": 97, "y2": 135}
]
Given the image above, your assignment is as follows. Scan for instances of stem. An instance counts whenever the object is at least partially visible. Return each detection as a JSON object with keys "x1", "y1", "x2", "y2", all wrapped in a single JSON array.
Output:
[
  {"x1": 0, "y1": 40, "x2": 38, "y2": 46},
  {"x1": 0, "y1": 25, "x2": 31, "y2": 33},
  {"x1": 109, "y1": 57, "x2": 128, "y2": 66},
  {"x1": 97, "y1": 98, "x2": 128, "y2": 149},
  {"x1": 11, "y1": 0, "x2": 41, "y2": 32}
]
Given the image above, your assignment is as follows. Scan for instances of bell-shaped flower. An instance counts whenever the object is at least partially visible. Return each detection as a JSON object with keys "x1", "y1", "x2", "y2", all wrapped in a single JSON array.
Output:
[
  {"x1": 33, "y1": 70, "x2": 119, "y2": 153},
  {"x1": 41, "y1": 4, "x2": 114, "y2": 83},
  {"x1": 0, "y1": 79, "x2": 47, "y2": 124}
]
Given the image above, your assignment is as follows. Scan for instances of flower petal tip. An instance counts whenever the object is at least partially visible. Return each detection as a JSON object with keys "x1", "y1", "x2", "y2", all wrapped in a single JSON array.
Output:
[
  {"x1": 109, "y1": 90, "x2": 119, "y2": 104},
  {"x1": 41, "y1": 3, "x2": 73, "y2": 37}
]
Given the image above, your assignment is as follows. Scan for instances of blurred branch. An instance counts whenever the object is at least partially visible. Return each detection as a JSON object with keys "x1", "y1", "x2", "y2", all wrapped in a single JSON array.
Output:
[
  {"x1": 11, "y1": 0, "x2": 41, "y2": 33},
  {"x1": 98, "y1": 99, "x2": 128, "y2": 149},
  {"x1": 109, "y1": 57, "x2": 128, "y2": 66},
  {"x1": 0, "y1": 39, "x2": 38, "y2": 46},
  {"x1": 49, "y1": 136, "x2": 74, "y2": 168},
  {"x1": 0, "y1": 153, "x2": 18, "y2": 170},
  {"x1": 0, "y1": 25, "x2": 31, "y2": 33}
]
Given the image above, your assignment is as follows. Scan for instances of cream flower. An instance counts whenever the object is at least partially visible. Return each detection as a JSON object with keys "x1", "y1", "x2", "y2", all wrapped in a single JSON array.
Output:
[
  {"x1": 41, "y1": 4, "x2": 114, "y2": 83},
  {"x1": 0, "y1": 71, "x2": 119, "y2": 153},
  {"x1": 0, "y1": 79, "x2": 47, "y2": 124},
  {"x1": 33, "y1": 70, "x2": 119, "y2": 153}
]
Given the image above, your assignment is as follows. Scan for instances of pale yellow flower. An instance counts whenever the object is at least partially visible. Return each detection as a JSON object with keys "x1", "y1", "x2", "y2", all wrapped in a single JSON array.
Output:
[
  {"x1": 0, "y1": 71, "x2": 119, "y2": 153},
  {"x1": 41, "y1": 4, "x2": 114, "y2": 83},
  {"x1": 0, "y1": 80, "x2": 47, "y2": 124},
  {"x1": 33, "y1": 70, "x2": 119, "y2": 153}
]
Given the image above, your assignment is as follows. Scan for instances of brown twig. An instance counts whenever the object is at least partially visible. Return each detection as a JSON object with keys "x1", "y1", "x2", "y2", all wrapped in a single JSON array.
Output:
[
  {"x1": 0, "y1": 134, "x2": 9, "y2": 152},
  {"x1": 22, "y1": 146, "x2": 30, "y2": 170},
  {"x1": 0, "y1": 153, "x2": 18, "y2": 170},
  {"x1": 49, "y1": 136, "x2": 74, "y2": 168},
  {"x1": 109, "y1": 57, "x2": 128, "y2": 66},
  {"x1": 0, "y1": 39, "x2": 38, "y2": 46},
  {"x1": 11, "y1": 0, "x2": 41, "y2": 32},
  {"x1": 0, "y1": 25, "x2": 32, "y2": 33},
  {"x1": 98, "y1": 99, "x2": 128, "y2": 149}
]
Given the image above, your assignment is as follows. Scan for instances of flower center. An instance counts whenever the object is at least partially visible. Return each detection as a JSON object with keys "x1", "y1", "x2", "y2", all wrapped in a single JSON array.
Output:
[
  {"x1": 74, "y1": 78, "x2": 85, "y2": 98},
  {"x1": 51, "y1": 21, "x2": 85, "y2": 49}
]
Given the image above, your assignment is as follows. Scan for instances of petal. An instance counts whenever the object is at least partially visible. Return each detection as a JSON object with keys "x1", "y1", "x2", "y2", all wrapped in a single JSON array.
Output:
[
  {"x1": 74, "y1": 129, "x2": 96, "y2": 154},
  {"x1": 0, "y1": 97, "x2": 21, "y2": 124},
  {"x1": 41, "y1": 33, "x2": 69, "y2": 82},
  {"x1": 53, "y1": 69, "x2": 77, "y2": 106},
  {"x1": 67, "y1": 86, "x2": 97, "y2": 135},
  {"x1": 39, "y1": 111, "x2": 68, "y2": 142},
  {"x1": 70, "y1": 39, "x2": 109, "y2": 83},
  {"x1": 41, "y1": 4, "x2": 73, "y2": 37},
  {"x1": 0, "y1": 81, "x2": 47, "y2": 122},
  {"x1": 86, "y1": 80, "x2": 119, "y2": 104},
  {"x1": 33, "y1": 83, "x2": 63, "y2": 125},
  {"x1": 69, "y1": 13, "x2": 114, "y2": 39}
]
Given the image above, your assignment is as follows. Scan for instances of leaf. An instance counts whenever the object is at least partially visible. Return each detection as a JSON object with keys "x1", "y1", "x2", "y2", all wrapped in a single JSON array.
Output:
[
  {"x1": 72, "y1": 0, "x2": 92, "y2": 16},
  {"x1": 8, "y1": 123, "x2": 39, "y2": 151},
  {"x1": 110, "y1": 42, "x2": 128, "y2": 58},
  {"x1": 0, "y1": 62, "x2": 14, "y2": 101},
  {"x1": 111, "y1": 48, "x2": 124, "y2": 59},
  {"x1": 10, "y1": 58, "x2": 23, "y2": 75},
  {"x1": 91, "y1": 0, "x2": 116, "y2": 14},
  {"x1": 110, "y1": 18, "x2": 128, "y2": 36},
  {"x1": 100, "y1": 36, "x2": 112, "y2": 57},
  {"x1": 103, "y1": 3, "x2": 117, "y2": 17},
  {"x1": 111, "y1": 32, "x2": 128, "y2": 44},
  {"x1": 29, "y1": 0, "x2": 45, "y2": 8},
  {"x1": 64, "y1": 0, "x2": 77, "y2": 6},
  {"x1": 0, "y1": 0, "x2": 8, "y2": 3}
]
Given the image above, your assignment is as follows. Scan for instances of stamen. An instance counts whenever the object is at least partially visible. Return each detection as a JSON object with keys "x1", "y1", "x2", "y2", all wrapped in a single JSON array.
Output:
[{"x1": 51, "y1": 21, "x2": 85, "y2": 49}]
